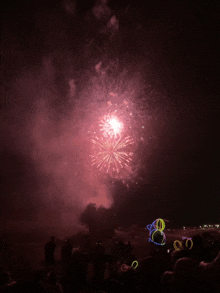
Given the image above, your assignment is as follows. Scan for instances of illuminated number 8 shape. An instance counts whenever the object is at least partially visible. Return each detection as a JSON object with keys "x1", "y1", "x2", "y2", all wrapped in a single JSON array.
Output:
[{"x1": 147, "y1": 218, "x2": 166, "y2": 246}]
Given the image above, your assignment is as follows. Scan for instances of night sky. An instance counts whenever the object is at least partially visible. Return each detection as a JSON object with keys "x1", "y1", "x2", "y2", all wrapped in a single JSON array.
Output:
[{"x1": 1, "y1": 0, "x2": 219, "y2": 236}]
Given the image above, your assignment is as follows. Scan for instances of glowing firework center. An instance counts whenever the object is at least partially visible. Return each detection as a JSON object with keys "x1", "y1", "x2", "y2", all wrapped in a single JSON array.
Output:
[{"x1": 100, "y1": 114, "x2": 124, "y2": 138}]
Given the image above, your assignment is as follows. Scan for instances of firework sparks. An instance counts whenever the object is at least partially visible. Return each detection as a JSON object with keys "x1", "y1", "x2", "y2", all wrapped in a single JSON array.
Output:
[
  {"x1": 91, "y1": 135, "x2": 134, "y2": 177},
  {"x1": 88, "y1": 99, "x2": 145, "y2": 182},
  {"x1": 99, "y1": 114, "x2": 124, "y2": 138},
  {"x1": 86, "y1": 70, "x2": 148, "y2": 183}
]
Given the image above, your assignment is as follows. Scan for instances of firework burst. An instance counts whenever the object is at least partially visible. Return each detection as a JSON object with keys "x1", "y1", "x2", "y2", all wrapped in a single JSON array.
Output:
[
  {"x1": 84, "y1": 64, "x2": 149, "y2": 183},
  {"x1": 88, "y1": 99, "x2": 146, "y2": 182},
  {"x1": 99, "y1": 114, "x2": 124, "y2": 138},
  {"x1": 91, "y1": 134, "x2": 134, "y2": 178}
]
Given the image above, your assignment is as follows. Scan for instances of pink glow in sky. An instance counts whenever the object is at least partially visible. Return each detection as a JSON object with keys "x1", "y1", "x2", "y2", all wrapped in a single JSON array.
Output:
[
  {"x1": 2, "y1": 53, "x2": 147, "y2": 231},
  {"x1": 29, "y1": 98, "x2": 113, "y2": 225}
]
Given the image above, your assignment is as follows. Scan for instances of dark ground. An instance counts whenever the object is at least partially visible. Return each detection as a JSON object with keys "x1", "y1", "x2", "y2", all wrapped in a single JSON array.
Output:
[{"x1": 1, "y1": 227, "x2": 219, "y2": 282}]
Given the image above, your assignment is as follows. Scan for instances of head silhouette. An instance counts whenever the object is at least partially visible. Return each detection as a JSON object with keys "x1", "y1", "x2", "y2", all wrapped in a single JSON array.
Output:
[{"x1": 51, "y1": 236, "x2": 55, "y2": 242}]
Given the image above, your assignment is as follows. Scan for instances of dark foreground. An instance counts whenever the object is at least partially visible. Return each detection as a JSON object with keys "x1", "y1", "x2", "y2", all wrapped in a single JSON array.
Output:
[{"x1": 0, "y1": 228, "x2": 220, "y2": 292}]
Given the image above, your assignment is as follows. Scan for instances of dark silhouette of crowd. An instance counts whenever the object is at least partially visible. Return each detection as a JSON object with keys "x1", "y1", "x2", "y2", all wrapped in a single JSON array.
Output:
[
  {"x1": 0, "y1": 232, "x2": 220, "y2": 293},
  {"x1": 45, "y1": 236, "x2": 56, "y2": 266}
]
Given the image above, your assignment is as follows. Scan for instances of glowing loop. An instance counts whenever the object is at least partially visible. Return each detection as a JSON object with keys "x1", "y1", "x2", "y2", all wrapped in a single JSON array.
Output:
[
  {"x1": 186, "y1": 239, "x2": 193, "y2": 250},
  {"x1": 149, "y1": 230, "x2": 166, "y2": 246},
  {"x1": 121, "y1": 264, "x2": 129, "y2": 272},
  {"x1": 173, "y1": 240, "x2": 182, "y2": 251},
  {"x1": 173, "y1": 238, "x2": 193, "y2": 251},
  {"x1": 147, "y1": 224, "x2": 153, "y2": 231},
  {"x1": 154, "y1": 218, "x2": 165, "y2": 231},
  {"x1": 131, "y1": 261, "x2": 138, "y2": 269}
]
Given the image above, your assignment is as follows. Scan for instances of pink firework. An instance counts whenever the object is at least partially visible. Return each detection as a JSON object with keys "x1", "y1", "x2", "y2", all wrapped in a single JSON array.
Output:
[
  {"x1": 88, "y1": 98, "x2": 146, "y2": 181},
  {"x1": 99, "y1": 114, "x2": 124, "y2": 138},
  {"x1": 91, "y1": 135, "x2": 134, "y2": 178}
]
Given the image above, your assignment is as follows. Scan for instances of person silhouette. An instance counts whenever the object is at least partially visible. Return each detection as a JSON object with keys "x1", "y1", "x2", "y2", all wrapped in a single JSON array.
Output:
[
  {"x1": 44, "y1": 236, "x2": 56, "y2": 265},
  {"x1": 61, "y1": 238, "x2": 73, "y2": 262}
]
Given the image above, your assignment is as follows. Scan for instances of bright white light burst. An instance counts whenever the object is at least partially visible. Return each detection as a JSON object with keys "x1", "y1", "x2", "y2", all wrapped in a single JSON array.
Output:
[{"x1": 99, "y1": 114, "x2": 124, "y2": 138}]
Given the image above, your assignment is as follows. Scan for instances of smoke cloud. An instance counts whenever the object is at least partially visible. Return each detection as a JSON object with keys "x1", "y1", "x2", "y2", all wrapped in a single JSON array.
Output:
[
  {"x1": 1, "y1": 1, "x2": 119, "y2": 236},
  {"x1": 23, "y1": 59, "x2": 114, "y2": 229},
  {"x1": 1, "y1": 0, "x2": 166, "y2": 236}
]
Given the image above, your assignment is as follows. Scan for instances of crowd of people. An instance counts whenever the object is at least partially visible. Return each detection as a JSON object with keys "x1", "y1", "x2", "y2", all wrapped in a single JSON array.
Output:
[{"x1": 0, "y1": 232, "x2": 220, "y2": 292}]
